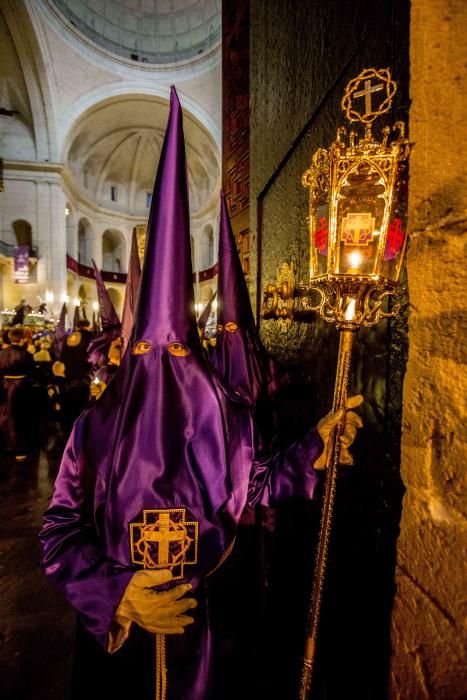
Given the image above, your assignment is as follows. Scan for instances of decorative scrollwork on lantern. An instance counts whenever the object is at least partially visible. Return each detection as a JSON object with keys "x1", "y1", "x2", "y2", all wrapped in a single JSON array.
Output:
[{"x1": 261, "y1": 261, "x2": 295, "y2": 331}]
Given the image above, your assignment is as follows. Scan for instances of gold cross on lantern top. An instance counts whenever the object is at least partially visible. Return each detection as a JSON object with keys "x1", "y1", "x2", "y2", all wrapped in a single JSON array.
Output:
[
  {"x1": 354, "y1": 79, "x2": 384, "y2": 117},
  {"x1": 341, "y1": 67, "x2": 397, "y2": 126}
]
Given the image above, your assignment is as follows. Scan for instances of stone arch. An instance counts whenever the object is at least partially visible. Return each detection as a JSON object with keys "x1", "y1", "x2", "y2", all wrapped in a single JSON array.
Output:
[
  {"x1": 107, "y1": 287, "x2": 123, "y2": 316},
  {"x1": 77, "y1": 282, "x2": 94, "y2": 321},
  {"x1": 200, "y1": 224, "x2": 214, "y2": 270},
  {"x1": 77, "y1": 284, "x2": 87, "y2": 304},
  {"x1": 102, "y1": 229, "x2": 125, "y2": 273},
  {"x1": 12, "y1": 219, "x2": 33, "y2": 248},
  {"x1": 78, "y1": 218, "x2": 93, "y2": 266}
]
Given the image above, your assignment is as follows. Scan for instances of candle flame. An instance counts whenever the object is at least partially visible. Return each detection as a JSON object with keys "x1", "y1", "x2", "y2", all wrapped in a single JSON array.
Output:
[
  {"x1": 348, "y1": 251, "x2": 362, "y2": 269},
  {"x1": 344, "y1": 298, "x2": 357, "y2": 321}
]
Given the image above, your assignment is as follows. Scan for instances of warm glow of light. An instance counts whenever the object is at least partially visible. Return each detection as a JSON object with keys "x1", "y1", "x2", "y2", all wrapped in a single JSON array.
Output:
[
  {"x1": 65, "y1": 206, "x2": 70, "y2": 216},
  {"x1": 62, "y1": 293, "x2": 69, "y2": 303},
  {"x1": 344, "y1": 298, "x2": 357, "y2": 321},
  {"x1": 348, "y1": 251, "x2": 362, "y2": 269},
  {"x1": 92, "y1": 301, "x2": 99, "y2": 311},
  {"x1": 73, "y1": 297, "x2": 80, "y2": 307},
  {"x1": 212, "y1": 300, "x2": 218, "y2": 311},
  {"x1": 45, "y1": 290, "x2": 55, "y2": 304},
  {"x1": 372, "y1": 229, "x2": 380, "y2": 237}
]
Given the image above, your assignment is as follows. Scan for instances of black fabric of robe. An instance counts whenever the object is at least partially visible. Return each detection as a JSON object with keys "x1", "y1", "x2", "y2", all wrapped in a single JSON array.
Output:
[{"x1": 0, "y1": 344, "x2": 38, "y2": 453}]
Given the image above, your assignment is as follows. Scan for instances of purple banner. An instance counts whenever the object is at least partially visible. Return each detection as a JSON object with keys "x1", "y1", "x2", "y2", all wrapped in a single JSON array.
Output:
[{"x1": 14, "y1": 245, "x2": 29, "y2": 284}]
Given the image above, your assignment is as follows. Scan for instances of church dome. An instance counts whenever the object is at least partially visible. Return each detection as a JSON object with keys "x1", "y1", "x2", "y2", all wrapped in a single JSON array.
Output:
[{"x1": 49, "y1": 0, "x2": 221, "y2": 64}]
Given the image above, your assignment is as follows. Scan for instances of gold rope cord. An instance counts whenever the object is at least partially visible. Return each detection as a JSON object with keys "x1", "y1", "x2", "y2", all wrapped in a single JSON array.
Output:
[
  {"x1": 299, "y1": 329, "x2": 355, "y2": 700},
  {"x1": 155, "y1": 633, "x2": 167, "y2": 700}
]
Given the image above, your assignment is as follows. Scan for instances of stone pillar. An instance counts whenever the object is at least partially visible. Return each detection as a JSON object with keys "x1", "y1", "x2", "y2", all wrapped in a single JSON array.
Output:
[
  {"x1": 390, "y1": 1, "x2": 467, "y2": 698},
  {"x1": 35, "y1": 179, "x2": 67, "y2": 314},
  {"x1": 49, "y1": 182, "x2": 67, "y2": 310}
]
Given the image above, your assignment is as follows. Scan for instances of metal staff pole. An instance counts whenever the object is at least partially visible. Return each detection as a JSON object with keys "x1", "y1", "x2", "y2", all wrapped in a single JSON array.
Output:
[{"x1": 299, "y1": 328, "x2": 355, "y2": 699}]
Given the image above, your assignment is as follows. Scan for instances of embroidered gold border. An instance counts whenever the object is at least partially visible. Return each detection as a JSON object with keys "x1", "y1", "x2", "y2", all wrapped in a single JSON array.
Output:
[{"x1": 129, "y1": 508, "x2": 198, "y2": 581}]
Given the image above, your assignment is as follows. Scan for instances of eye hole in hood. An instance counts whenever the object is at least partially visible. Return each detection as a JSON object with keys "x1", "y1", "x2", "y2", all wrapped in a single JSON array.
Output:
[
  {"x1": 168, "y1": 341, "x2": 191, "y2": 357},
  {"x1": 131, "y1": 340, "x2": 152, "y2": 355}
]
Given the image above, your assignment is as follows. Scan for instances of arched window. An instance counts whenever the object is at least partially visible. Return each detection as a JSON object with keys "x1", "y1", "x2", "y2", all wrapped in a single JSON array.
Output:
[
  {"x1": 78, "y1": 218, "x2": 93, "y2": 266},
  {"x1": 200, "y1": 224, "x2": 214, "y2": 271},
  {"x1": 12, "y1": 220, "x2": 32, "y2": 248},
  {"x1": 107, "y1": 287, "x2": 123, "y2": 316},
  {"x1": 102, "y1": 229, "x2": 125, "y2": 272}
]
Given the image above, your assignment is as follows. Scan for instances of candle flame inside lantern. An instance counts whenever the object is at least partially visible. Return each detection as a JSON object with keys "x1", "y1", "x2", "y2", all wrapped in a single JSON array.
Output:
[
  {"x1": 348, "y1": 251, "x2": 362, "y2": 269},
  {"x1": 344, "y1": 298, "x2": 357, "y2": 321}
]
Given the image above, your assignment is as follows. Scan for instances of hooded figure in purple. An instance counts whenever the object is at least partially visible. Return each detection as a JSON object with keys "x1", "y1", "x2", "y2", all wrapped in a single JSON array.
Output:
[
  {"x1": 211, "y1": 192, "x2": 280, "y2": 412},
  {"x1": 40, "y1": 89, "x2": 328, "y2": 700},
  {"x1": 87, "y1": 261, "x2": 122, "y2": 370},
  {"x1": 53, "y1": 302, "x2": 68, "y2": 358}
]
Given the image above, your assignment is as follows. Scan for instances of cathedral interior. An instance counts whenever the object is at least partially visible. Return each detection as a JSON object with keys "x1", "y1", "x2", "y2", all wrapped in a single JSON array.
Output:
[{"x1": 0, "y1": 1, "x2": 465, "y2": 699}]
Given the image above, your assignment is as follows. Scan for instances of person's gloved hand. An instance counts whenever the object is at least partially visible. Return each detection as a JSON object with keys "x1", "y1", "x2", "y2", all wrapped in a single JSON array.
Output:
[
  {"x1": 116, "y1": 569, "x2": 197, "y2": 635},
  {"x1": 314, "y1": 394, "x2": 364, "y2": 469},
  {"x1": 90, "y1": 378, "x2": 106, "y2": 400}
]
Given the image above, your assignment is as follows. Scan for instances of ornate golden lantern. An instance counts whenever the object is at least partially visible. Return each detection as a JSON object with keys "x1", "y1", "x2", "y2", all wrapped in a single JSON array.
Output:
[
  {"x1": 301, "y1": 67, "x2": 409, "y2": 330},
  {"x1": 261, "y1": 67, "x2": 410, "y2": 699}
]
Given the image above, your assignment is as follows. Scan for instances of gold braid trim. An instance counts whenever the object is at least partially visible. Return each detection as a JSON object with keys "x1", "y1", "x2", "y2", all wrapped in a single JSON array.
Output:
[
  {"x1": 155, "y1": 633, "x2": 167, "y2": 700},
  {"x1": 206, "y1": 537, "x2": 236, "y2": 577}
]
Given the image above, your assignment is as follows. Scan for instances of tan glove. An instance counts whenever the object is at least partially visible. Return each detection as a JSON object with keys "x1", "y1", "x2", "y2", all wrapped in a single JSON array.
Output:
[
  {"x1": 90, "y1": 378, "x2": 107, "y2": 400},
  {"x1": 108, "y1": 569, "x2": 197, "y2": 652},
  {"x1": 314, "y1": 394, "x2": 364, "y2": 469}
]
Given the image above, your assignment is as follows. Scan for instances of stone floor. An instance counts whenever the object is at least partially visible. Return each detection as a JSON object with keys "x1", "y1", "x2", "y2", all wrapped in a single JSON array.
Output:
[{"x1": 0, "y1": 437, "x2": 75, "y2": 700}]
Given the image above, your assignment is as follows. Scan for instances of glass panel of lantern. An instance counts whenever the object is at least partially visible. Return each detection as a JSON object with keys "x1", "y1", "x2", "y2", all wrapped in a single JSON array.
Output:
[{"x1": 334, "y1": 161, "x2": 386, "y2": 277}]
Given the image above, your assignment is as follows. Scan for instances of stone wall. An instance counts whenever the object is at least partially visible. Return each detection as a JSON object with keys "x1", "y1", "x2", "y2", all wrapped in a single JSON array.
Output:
[{"x1": 389, "y1": 1, "x2": 467, "y2": 698}]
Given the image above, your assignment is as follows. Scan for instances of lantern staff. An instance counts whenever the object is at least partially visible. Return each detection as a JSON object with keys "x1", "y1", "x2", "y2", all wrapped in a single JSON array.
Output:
[{"x1": 262, "y1": 67, "x2": 410, "y2": 699}]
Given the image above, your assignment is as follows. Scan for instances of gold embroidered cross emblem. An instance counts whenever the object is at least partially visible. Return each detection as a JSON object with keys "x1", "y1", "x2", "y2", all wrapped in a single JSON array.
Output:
[{"x1": 130, "y1": 508, "x2": 198, "y2": 579}]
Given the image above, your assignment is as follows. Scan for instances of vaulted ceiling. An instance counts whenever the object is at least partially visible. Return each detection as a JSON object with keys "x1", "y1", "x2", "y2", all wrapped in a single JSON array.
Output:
[{"x1": 66, "y1": 94, "x2": 219, "y2": 215}]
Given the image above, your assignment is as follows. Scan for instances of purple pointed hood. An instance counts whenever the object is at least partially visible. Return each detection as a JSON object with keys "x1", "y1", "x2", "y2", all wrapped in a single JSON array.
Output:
[
  {"x1": 53, "y1": 302, "x2": 68, "y2": 357},
  {"x1": 130, "y1": 92, "x2": 199, "y2": 351},
  {"x1": 87, "y1": 261, "x2": 121, "y2": 368},
  {"x1": 92, "y1": 261, "x2": 121, "y2": 331},
  {"x1": 211, "y1": 191, "x2": 277, "y2": 406},
  {"x1": 121, "y1": 228, "x2": 142, "y2": 354}
]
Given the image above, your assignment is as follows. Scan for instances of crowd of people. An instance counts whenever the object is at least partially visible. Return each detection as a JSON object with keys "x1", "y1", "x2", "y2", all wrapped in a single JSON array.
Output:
[{"x1": 0, "y1": 315, "x2": 120, "y2": 461}]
